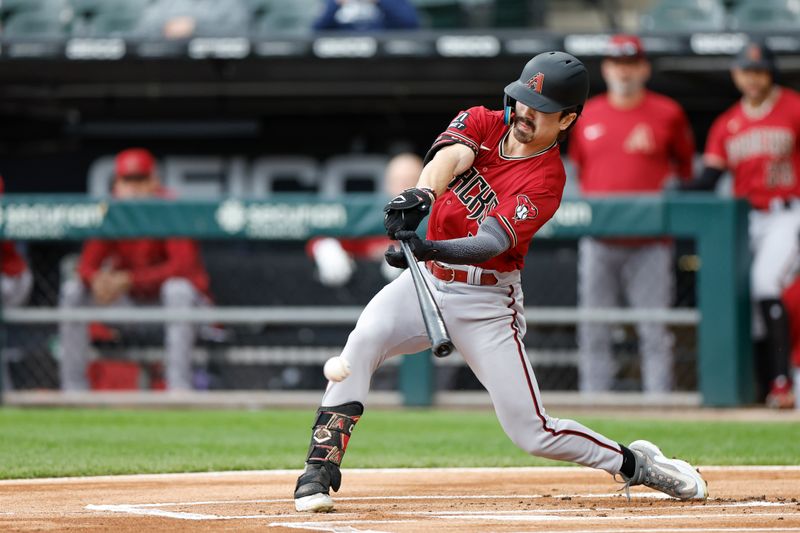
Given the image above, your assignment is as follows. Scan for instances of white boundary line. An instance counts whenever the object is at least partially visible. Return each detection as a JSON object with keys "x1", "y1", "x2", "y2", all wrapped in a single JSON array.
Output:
[
  {"x1": 3, "y1": 465, "x2": 800, "y2": 485},
  {"x1": 85, "y1": 499, "x2": 795, "y2": 523}
]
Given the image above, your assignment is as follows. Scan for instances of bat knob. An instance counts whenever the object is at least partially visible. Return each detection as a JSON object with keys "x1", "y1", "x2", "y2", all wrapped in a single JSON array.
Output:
[{"x1": 434, "y1": 342, "x2": 453, "y2": 358}]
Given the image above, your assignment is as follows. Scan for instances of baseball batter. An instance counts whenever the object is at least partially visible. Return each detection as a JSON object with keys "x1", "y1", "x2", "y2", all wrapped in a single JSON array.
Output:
[
  {"x1": 294, "y1": 51, "x2": 708, "y2": 513},
  {"x1": 683, "y1": 38, "x2": 800, "y2": 408}
]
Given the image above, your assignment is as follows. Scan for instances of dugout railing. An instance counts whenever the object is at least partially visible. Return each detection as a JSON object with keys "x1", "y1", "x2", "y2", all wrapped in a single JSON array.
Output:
[{"x1": 0, "y1": 194, "x2": 751, "y2": 406}]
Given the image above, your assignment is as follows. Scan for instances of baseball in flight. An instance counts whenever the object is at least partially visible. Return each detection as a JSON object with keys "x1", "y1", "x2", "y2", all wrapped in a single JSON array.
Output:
[{"x1": 323, "y1": 356, "x2": 351, "y2": 382}]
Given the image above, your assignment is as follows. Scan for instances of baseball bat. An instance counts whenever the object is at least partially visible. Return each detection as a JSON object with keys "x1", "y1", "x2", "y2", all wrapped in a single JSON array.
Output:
[{"x1": 399, "y1": 240, "x2": 454, "y2": 358}]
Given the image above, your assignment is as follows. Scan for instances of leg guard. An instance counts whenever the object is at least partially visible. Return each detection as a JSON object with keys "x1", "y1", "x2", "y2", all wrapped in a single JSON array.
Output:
[{"x1": 294, "y1": 401, "x2": 363, "y2": 499}]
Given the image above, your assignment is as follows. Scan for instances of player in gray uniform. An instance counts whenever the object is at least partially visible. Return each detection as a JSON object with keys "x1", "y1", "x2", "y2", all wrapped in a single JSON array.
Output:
[{"x1": 293, "y1": 51, "x2": 708, "y2": 513}]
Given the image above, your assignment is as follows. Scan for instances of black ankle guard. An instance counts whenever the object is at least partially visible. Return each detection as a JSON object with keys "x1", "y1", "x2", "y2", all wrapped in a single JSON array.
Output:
[{"x1": 305, "y1": 402, "x2": 364, "y2": 467}]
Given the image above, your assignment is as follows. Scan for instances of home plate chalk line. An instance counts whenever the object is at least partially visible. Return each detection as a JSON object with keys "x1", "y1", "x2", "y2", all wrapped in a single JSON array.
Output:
[{"x1": 79, "y1": 466, "x2": 800, "y2": 529}]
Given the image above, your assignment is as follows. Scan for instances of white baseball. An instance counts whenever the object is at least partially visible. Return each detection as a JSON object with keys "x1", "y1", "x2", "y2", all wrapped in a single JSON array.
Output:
[{"x1": 323, "y1": 356, "x2": 351, "y2": 382}]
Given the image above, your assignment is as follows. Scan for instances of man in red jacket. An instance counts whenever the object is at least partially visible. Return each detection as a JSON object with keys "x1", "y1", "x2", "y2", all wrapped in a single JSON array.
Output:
[
  {"x1": 57, "y1": 148, "x2": 211, "y2": 391},
  {"x1": 569, "y1": 35, "x2": 695, "y2": 394},
  {"x1": 1, "y1": 177, "x2": 33, "y2": 308}
]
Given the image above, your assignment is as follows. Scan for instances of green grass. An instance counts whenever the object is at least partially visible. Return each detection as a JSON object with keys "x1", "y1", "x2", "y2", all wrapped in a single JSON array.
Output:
[{"x1": 0, "y1": 408, "x2": 798, "y2": 479}]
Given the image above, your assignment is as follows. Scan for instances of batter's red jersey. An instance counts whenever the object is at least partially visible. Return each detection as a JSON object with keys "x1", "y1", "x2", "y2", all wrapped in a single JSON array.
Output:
[
  {"x1": 569, "y1": 90, "x2": 695, "y2": 194},
  {"x1": 705, "y1": 87, "x2": 800, "y2": 210},
  {"x1": 425, "y1": 106, "x2": 565, "y2": 272}
]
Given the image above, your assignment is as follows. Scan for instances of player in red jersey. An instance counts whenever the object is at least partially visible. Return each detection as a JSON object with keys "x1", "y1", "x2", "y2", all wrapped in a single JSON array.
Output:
[
  {"x1": 569, "y1": 35, "x2": 695, "y2": 395},
  {"x1": 0, "y1": 177, "x2": 33, "y2": 310},
  {"x1": 57, "y1": 148, "x2": 212, "y2": 392},
  {"x1": 683, "y1": 38, "x2": 800, "y2": 408},
  {"x1": 293, "y1": 51, "x2": 707, "y2": 513}
]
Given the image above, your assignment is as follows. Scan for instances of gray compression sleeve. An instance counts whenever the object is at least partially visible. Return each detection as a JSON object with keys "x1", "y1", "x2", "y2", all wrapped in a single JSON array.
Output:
[{"x1": 428, "y1": 217, "x2": 511, "y2": 265}]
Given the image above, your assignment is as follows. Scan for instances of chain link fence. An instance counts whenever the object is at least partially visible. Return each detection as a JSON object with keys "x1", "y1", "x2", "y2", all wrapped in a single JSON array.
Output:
[{"x1": 2, "y1": 235, "x2": 699, "y2": 395}]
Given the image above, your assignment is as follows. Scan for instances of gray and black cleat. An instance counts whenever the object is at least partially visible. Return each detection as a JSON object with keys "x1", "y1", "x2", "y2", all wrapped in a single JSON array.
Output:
[{"x1": 621, "y1": 440, "x2": 708, "y2": 500}]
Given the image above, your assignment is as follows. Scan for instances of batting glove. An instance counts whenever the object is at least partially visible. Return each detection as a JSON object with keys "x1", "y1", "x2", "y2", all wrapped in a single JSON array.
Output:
[{"x1": 383, "y1": 187, "x2": 435, "y2": 239}]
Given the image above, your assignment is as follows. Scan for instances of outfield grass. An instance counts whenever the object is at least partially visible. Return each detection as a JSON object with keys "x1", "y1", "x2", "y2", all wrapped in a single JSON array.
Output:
[{"x1": 0, "y1": 408, "x2": 798, "y2": 479}]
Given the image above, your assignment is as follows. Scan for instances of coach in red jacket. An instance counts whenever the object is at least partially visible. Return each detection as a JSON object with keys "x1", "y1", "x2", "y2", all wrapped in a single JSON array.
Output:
[
  {"x1": 569, "y1": 35, "x2": 695, "y2": 394},
  {"x1": 1, "y1": 177, "x2": 33, "y2": 309},
  {"x1": 57, "y1": 149, "x2": 211, "y2": 391}
]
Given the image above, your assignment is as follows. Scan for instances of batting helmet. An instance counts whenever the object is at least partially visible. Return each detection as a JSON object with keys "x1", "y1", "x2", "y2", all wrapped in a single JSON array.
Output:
[{"x1": 503, "y1": 51, "x2": 590, "y2": 124}]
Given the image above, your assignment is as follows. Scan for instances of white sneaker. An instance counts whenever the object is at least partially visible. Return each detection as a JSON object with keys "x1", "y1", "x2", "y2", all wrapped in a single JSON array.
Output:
[
  {"x1": 622, "y1": 440, "x2": 708, "y2": 500},
  {"x1": 295, "y1": 493, "x2": 335, "y2": 513}
]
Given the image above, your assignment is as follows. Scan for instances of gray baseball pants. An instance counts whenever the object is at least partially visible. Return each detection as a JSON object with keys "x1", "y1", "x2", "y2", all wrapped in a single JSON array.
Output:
[
  {"x1": 322, "y1": 265, "x2": 625, "y2": 474},
  {"x1": 578, "y1": 238, "x2": 674, "y2": 394},
  {"x1": 57, "y1": 277, "x2": 202, "y2": 391}
]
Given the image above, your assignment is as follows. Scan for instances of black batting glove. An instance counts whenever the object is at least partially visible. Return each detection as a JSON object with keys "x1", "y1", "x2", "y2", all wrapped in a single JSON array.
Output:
[
  {"x1": 384, "y1": 245, "x2": 408, "y2": 269},
  {"x1": 383, "y1": 187, "x2": 435, "y2": 239},
  {"x1": 395, "y1": 230, "x2": 439, "y2": 262}
]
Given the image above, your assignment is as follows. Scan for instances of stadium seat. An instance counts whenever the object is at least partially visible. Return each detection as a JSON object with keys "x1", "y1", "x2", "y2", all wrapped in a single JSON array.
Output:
[
  {"x1": 132, "y1": 0, "x2": 250, "y2": 39},
  {"x1": 411, "y1": 0, "x2": 468, "y2": 28},
  {"x1": 2, "y1": 0, "x2": 61, "y2": 16},
  {"x1": 1, "y1": 0, "x2": 72, "y2": 37},
  {"x1": 74, "y1": 0, "x2": 150, "y2": 37},
  {"x1": 639, "y1": 0, "x2": 727, "y2": 32},
  {"x1": 3, "y1": 11, "x2": 69, "y2": 38},
  {"x1": 729, "y1": 0, "x2": 800, "y2": 31},
  {"x1": 489, "y1": 0, "x2": 533, "y2": 28},
  {"x1": 254, "y1": 0, "x2": 320, "y2": 35}
]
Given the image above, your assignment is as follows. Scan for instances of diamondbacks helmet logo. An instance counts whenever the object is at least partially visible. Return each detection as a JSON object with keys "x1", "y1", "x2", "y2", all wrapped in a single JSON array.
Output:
[
  {"x1": 526, "y1": 72, "x2": 545, "y2": 94},
  {"x1": 514, "y1": 195, "x2": 538, "y2": 223}
]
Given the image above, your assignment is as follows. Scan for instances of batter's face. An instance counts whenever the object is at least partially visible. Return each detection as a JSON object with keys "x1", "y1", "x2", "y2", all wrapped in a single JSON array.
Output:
[
  {"x1": 513, "y1": 102, "x2": 576, "y2": 145},
  {"x1": 731, "y1": 67, "x2": 773, "y2": 102}
]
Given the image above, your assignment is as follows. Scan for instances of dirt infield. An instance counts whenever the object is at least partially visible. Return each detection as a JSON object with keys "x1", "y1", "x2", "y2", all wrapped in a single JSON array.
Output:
[{"x1": 1, "y1": 467, "x2": 799, "y2": 532}]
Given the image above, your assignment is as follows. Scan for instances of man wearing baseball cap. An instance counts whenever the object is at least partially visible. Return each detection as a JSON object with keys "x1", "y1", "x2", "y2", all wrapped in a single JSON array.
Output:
[
  {"x1": 57, "y1": 148, "x2": 213, "y2": 392},
  {"x1": 682, "y1": 37, "x2": 800, "y2": 408},
  {"x1": 569, "y1": 35, "x2": 695, "y2": 395}
]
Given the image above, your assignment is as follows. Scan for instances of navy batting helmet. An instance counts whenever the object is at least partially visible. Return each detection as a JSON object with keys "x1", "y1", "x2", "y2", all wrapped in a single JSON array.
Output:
[{"x1": 503, "y1": 51, "x2": 590, "y2": 124}]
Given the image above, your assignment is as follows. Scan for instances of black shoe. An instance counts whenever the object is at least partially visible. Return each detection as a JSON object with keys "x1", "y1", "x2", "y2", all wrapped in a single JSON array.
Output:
[{"x1": 294, "y1": 462, "x2": 341, "y2": 512}]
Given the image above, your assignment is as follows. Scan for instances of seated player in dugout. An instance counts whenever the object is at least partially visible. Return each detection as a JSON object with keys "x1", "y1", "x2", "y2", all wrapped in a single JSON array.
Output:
[
  {"x1": 57, "y1": 148, "x2": 213, "y2": 392},
  {"x1": 294, "y1": 51, "x2": 708, "y2": 514},
  {"x1": 681, "y1": 37, "x2": 800, "y2": 409},
  {"x1": 307, "y1": 152, "x2": 424, "y2": 287},
  {"x1": 0, "y1": 176, "x2": 33, "y2": 310}
]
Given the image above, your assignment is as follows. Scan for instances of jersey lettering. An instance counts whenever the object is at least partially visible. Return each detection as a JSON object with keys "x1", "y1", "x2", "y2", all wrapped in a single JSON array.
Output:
[
  {"x1": 451, "y1": 167, "x2": 499, "y2": 221},
  {"x1": 449, "y1": 111, "x2": 470, "y2": 131},
  {"x1": 725, "y1": 127, "x2": 795, "y2": 165},
  {"x1": 765, "y1": 159, "x2": 797, "y2": 189}
]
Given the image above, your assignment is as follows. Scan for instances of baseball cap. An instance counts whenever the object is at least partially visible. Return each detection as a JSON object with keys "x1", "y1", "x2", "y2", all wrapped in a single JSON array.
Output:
[
  {"x1": 733, "y1": 38, "x2": 775, "y2": 72},
  {"x1": 605, "y1": 34, "x2": 645, "y2": 59},
  {"x1": 115, "y1": 148, "x2": 155, "y2": 178}
]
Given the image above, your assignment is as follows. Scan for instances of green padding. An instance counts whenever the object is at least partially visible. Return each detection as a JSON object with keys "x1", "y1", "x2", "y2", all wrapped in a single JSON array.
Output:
[
  {"x1": 0, "y1": 193, "x2": 752, "y2": 407},
  {"x1": 0, "y1": 194, "x2": 667, "y2": 241},
  {"x1": 400, "y1": 351, "x2": 434, "y2": 407}
]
